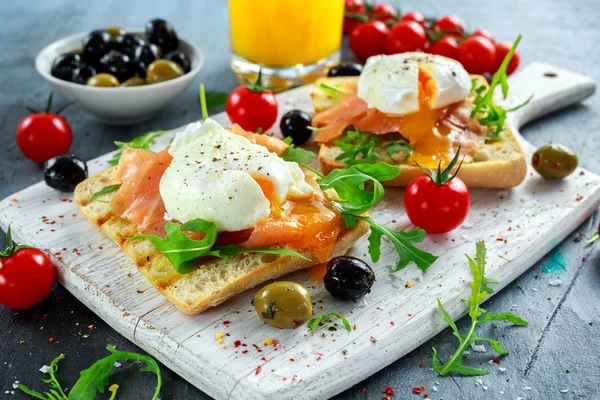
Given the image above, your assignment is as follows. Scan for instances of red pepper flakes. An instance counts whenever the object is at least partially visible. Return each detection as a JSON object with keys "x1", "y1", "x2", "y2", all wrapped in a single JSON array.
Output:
[
  {"x1": 234, "y1": 310, "x2": 240, "y2": 314},
  {"x1": 496, "y1": 238, "x2": 504, "y2": 241},
  {"x1": 407, "y1": 314, "x2": 413, "y2": 317},
  {"x1": 353, "y1": 324, "x2": 357, "y2": 330},
  {"x1": 418, "y1": 363, "x2": 424, "y2": 368},
  {"x1": 48, "y1": 337, "x2": 54, "y2": 343},
  {"x1": 255, "y1": 366, "x2": 262, "y2": 375},
  {"x1": 383, "y1": 386, "x2": 395, "y2": 395},
  {"x1": 491, "y1": 358, "x2": 501, "y2": 364},
  {"x1": 260, "y1": 356, "x2": 267, "y2": 362},
  {"x1": 12, "y1": 198, "x2": 19, "y2": 203},
  {"x1": 223, "y1": 320, "x2": 231, "y2": 326},
  {"x1": 233, "y1": 340, "x2": 242, "y2": 348},
  {"x1": 72, "y1": 214, "x2": 76, "y2": 217},
  {"x1": 576, "y1": 195, "x2": 584, "y2": 201},
  {"x1": 390, "y1": 321, "x2": 395, "y2": 326},
  {"x1": 242, "y1": 350, "x2": 248, "y2": 354},
  {"x1": 282, "y1": 377, "x2": 287, "y2": 381},
  {"x1": 289, "y1": 358, "x2": 295, "y2": 362},
  {"x1": 273, "y1": 340, "x2": 283, "y2": 350},
  {"x1": 315, "y1": 351, "x2": 324, "y2": 356},
  {"x1": 50, "y1": 229, "x2": 55, "y2": 232},
  {"x1": 383, "y1": 396, "x2": 391, "y2": 400},
  {"x1": 507, "y1": 227, "x2": 512, "y2": 231},
  {"x1": 58, "y1": 215, "x2": 64, "y2": 218},
  {"x1": 252, "y1": 344, "x2": 263, "y2": 352},
  {"x1": 423, "y1": 394, "x2": 429, "y2": 398},
  {"x1": 421, "y1": 385, "x2": 426, "y2": 390},
  {"x1": 412, "y1": 387, "x2": 422, "y2": 394},
  {"x1": 306, "y1": 364, "x2": 311, "y2": 367},
  {"x1": 360, "y1": 388, "x2": 366, "y2": 393}
]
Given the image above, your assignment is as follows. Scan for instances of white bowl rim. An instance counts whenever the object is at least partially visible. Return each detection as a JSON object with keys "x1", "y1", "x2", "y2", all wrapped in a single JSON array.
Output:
[{"x1": 35, "y1": 29, "x2": 204, "y2": 92}]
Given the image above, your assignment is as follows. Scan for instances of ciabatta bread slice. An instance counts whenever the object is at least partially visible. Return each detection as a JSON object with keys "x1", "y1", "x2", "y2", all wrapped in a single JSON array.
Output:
[
  {"x1": 312, "y1": 76, "x2": 527, "y2": 188},
  {"x1": 75, "y1": 166, "x2": 369, "y2": 315}
]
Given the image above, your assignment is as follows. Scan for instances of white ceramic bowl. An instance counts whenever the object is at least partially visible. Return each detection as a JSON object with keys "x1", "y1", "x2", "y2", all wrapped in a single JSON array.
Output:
[{"x1": 35, "y1": 30, "x2": 204, "y2": 125}]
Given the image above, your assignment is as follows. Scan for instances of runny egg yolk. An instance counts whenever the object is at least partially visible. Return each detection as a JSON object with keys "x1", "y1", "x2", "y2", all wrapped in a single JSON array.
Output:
[{"x1": 391, "y1": 70, "x2": 454, "y2": 168}]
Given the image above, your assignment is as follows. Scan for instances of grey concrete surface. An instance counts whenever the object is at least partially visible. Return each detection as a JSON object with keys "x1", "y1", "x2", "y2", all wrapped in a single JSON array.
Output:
[{"x1": 0, "y1": 0, "x2": 598, "y2": 399}]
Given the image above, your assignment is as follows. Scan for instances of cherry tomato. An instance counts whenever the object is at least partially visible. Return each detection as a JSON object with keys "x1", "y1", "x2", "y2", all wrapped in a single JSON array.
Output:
[
  {"x1": 0, "y1": 227, "x2": 55, "y2": 309},
  {"x1": 404, "y1": 175, "x2": 470, "y2": 234},
  {"x1": 226, "y1": 73, "x2": 278, "y2": 133},
  {"x1": 343, "y1": 0, "x2": 365, "y2": 35},
  {"x1": 471, "y1": 28, "x2": 495, "y2": 43},
  {"x1": 16, "y1": 94, "x2": 73, "y2": 163},
  {"x1": 434, "y1": 15, "x2": 465, "y2": 38},
  {"x1": 428, "y1": 37, "x2": 459, "y2": 59},
  {"x1": 491, "y1": 42, "x2": 521, "y2": 75},
  {"x1": 458, "y1": 35, "x2": 496, "y2": 74},
  {"x1": 401, "y1": 11, "x2": 426, "y2": 25},
  {"x1": 384, "y1": 21, "x2": 427, "y2": 54},
  {"x1": 370, "y1": 3, "x2": 397, "y2": 23},
  {"x1": 349, "y1": 20, "x2": 389, "y2": 61}
]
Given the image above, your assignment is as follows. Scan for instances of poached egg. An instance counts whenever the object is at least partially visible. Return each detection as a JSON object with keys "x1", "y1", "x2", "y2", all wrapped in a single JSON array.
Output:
[
  {"x1": 357, "y1": 52, "x2": 471, "y2": 115},
  {"x1": 160, "y1": 119, "x2": 313, "y2": 232}
]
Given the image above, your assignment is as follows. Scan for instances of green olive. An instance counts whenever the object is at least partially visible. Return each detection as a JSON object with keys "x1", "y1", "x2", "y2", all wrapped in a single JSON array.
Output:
[
  {"x1": 145, "y1": 59, "x2": 184, "y2": 84},
  {"x1": 86, "y1": 73, "x2": 120, "y2": 87},
  {"x1": 105, "y1": 26, "x2": 126, "y2": 40},
  {"x1": 121, "y1": 77, "x2": 146, "y2": 87},
  {"x1": 70, "y1": 47, "x2": 83, "y2": 55},
  {"x1": 253, "y1": 281, "x2": 312, "y2": 329},
  {"x1": 532, "y1": 144, "x2": 578, "y2": 179}
]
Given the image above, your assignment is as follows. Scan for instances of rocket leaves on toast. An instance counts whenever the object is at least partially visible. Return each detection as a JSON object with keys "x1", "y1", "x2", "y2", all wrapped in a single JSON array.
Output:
[
  {"x1": 108, "y1": 130, "x2": 166, "y2": 166},
  {"x1": 432, "y1": 242, "x2": 528, "y2": 376},
  {"x1": 89, "y1": 184, "x2": 122, "y2": 203}
]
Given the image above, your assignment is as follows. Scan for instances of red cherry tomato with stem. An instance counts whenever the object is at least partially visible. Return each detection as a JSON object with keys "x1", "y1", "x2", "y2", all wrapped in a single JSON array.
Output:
[
  {"x1": 428, "y1": 36, "x2": 460, "y2": 59},
  {"x1": 491, "y1": 42, "x2": 521, "y2": 75},
  {"x1": 16, "y1": 93, "x2": 73, "y2": 163},
  {"x1": 370, "y1": 3, "x2": 397, "y2": 23},
  {"x1": 384, "y1": 21, "x2": 427, "y2": 54},
  {"x1": 434, "y1": 15, "x2": 465, "y2": 38},
  {"x1": 404, "y1": 151, "x2": 470, "y2": 234},
  {"x1": 343, "y1": 0, "x2": 366, "y2": 35},
  {"x1": 0, "y1": 226, "x2": 55, "y2": 309},
  {"x1": 401, "y1": 11, "x2": 426, "y2": 25},
  {"x1": 226, "y1": 70, "x2": 278, "y2": 133},
  {"x1": 349, "y1": 20, "x2": 389, "y2": 61},
  {"x1": 458, "y1": 35, "x2": 496, "y2": 74},
  {"x1": 471, "y1": 28, "x2": 495, "y2": 43}
]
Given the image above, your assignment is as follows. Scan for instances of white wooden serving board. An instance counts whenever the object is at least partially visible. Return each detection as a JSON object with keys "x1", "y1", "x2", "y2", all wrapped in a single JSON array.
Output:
[{"x1": 1, "y1": 62, "x2": 598, "y2": 400}]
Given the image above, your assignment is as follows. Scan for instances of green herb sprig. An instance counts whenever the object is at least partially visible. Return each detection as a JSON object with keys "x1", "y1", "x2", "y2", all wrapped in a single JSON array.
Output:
[
  {"x1": 129, "y1": 219, "x2": 308, "y2": 274},
  {"x1": 17, "y1": 345, "x2": 161, "y2": 400},
  {"x1": 308, "y1": 312, "x2": 352, "y2": 332},
  {"x1": 89, "y1": 184, "x2": 122, "y2": 203},
  {"x1": 334, "y1": 129, "x2": 412, "y2": 166},
  {"x1": 108, "y1": 130, "x2": 166, "y2": 166},
  {"x1": 316, "y1": 83, "x2": 343, "y2": 99},
  {"x1": 432, "y1": 242, "x2": 528, "y2": 376},
  {"x1": 470, "y1": 35, "x2": 532, "y2": 142}
]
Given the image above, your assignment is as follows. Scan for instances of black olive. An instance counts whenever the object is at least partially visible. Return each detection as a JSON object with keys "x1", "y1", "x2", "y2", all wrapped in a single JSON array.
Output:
[
  {"x1": 71, "y1": 65, "x2": 96, "y2": 84},
  {"x1": 98, "y1": 50, "x2": 132, "y2": 82},
  {"x1": 145, "y1": 18, "x2": 179, "y2": 54},
  {"x1": 280, "y1": 110, "x2": 313, "y2": 145},
  {"x1": 327, "y1": 62, "x2": 363, "y2": 77},
  {"x1": 114, "y1": 33, "x2": 145, "y2": 58},
  {"x1": 44, "y1": 155, "x2": 88, "y2": 192},
  {"x1": 82, "y1": 30, "x2": 112, "y2": 64},
  {"x1": 134, "y1": 43, "x2": 162, "y2": 69},
  {"x1": 324, "y1": 256, "x2": 375, "y2": 301},
  {"x1": 164, "y1": 50, "x2": 191, "y2": 73},
  {"x1": 51, "y1": 52, "x2": 82, "y2": 81}
]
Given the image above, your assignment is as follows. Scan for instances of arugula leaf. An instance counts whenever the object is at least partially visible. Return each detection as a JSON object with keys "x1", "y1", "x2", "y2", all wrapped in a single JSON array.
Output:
[
  {"x1": 280, "y1": 141, "x2": 317, "y2": 164},
  {"x1": 214, "y1": 244, "x2": 310, "y2": 262},
  {"x1": 108, "y1": 130, "x2": 166, "y2": 166},
  {"x1": 69, "y1": 345, "x2": 161, "y2": 400},
  {"x1": 334, "y1": 129, "x2": 412, "y2": 166},
  {"x1": 17, "y1": 346, "x2": 161, "y2": 400},
  {"x1": 317, "y1": 163, "x2": 399, "y2": 214},
  {"x1": 353, "y1": 216, "x2": 437, "y2": 272},
  {"x1": 470, "y1": 35, "x2": 532, "y2": 142},
  {"x1": 89, "y1": 184, "x2": 122, "y2": 203},
  {"x1": 432, "y1": 241, "x2": 528, "y2": 376},
  {"x1": 130, "y1": 218, "x2": 309, "y2": 273},
  {"x1": 316, "y1": 83, "x2": 342, "y2": 99},
  {"x1": 308, "y1": 312, "x2": 352, "y2": 332},
  {"x1": 129, "y1": 219, "x2": 221, "y2": 274}
]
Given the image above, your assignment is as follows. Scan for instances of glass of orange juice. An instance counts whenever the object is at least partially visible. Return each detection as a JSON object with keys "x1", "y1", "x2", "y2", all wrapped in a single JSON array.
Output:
[{"x1": 229, "y1": 0, "x2": 344, "y2": 91}]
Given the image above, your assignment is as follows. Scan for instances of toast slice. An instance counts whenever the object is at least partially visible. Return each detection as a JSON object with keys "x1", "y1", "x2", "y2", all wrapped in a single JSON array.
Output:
[
  {"x1": 312, "y1": 76, "x2": 527, "y2": 188},
  {"x1": 75, "y1": 166, "x2": 369, "y2": 315}
]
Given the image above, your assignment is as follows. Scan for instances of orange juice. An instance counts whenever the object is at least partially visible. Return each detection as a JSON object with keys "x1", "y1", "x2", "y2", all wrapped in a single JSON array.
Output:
[{"x1": 229, "y1": 0, "x2": 344, "y2": 67}]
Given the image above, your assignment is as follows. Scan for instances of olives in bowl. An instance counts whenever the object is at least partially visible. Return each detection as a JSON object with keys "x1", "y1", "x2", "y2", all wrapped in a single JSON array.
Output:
[
  {"x1": 47, "y1": 18, "x2": 192, "y2": 88},
  {"x1": 253, "y1": 281, "x2": 312, "y2": 329}
]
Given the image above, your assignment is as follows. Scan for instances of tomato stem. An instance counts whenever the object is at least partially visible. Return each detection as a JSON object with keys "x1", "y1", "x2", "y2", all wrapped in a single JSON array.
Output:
[
  {"x1": 0, "y1": 225, "x2": 32, "y2": 257},
  {"x1": 413, "y1": 146, "x2": 464, "y2": 185}
]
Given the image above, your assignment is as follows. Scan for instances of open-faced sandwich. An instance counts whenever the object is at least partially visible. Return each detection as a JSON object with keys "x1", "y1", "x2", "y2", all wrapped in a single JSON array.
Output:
[
  {"x1": 312, "y1": 52, "x2": 527, "y2": 187},
  {"x1": 75, "y1": 120, "x2": 370, "y2": 314}
]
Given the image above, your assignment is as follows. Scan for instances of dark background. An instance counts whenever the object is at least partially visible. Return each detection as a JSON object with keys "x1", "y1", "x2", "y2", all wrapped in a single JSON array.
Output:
[{"x1": 1, "y1": 0, "x2": 599, "y2": 399}]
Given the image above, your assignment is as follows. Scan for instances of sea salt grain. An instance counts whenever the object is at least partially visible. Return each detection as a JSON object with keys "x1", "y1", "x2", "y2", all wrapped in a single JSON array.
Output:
[
  {"x1": 549, "y1": 279, "x2": 562, "y2": 286},
  {"x1": 39, "y1": 365, "x2": 51, "y2": 373},
  {"x1": 560, "y1": 389, "x2": 569, "y2": 393},
  {"x1": 12, "y1": 381, "x2": 19, "y2": 389},
  {"x1": 499, "y1": 367, "x2": 507, "y2": 372},
  {"x1": 471, "y1": 343, "x2": 486, "y2": 352},
  {"x1": 113, "y1": 362, "x2": 122, "y2": 368},
  {"x1": 524, "y1": 386, "x2": 532, "y2": 390}
]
